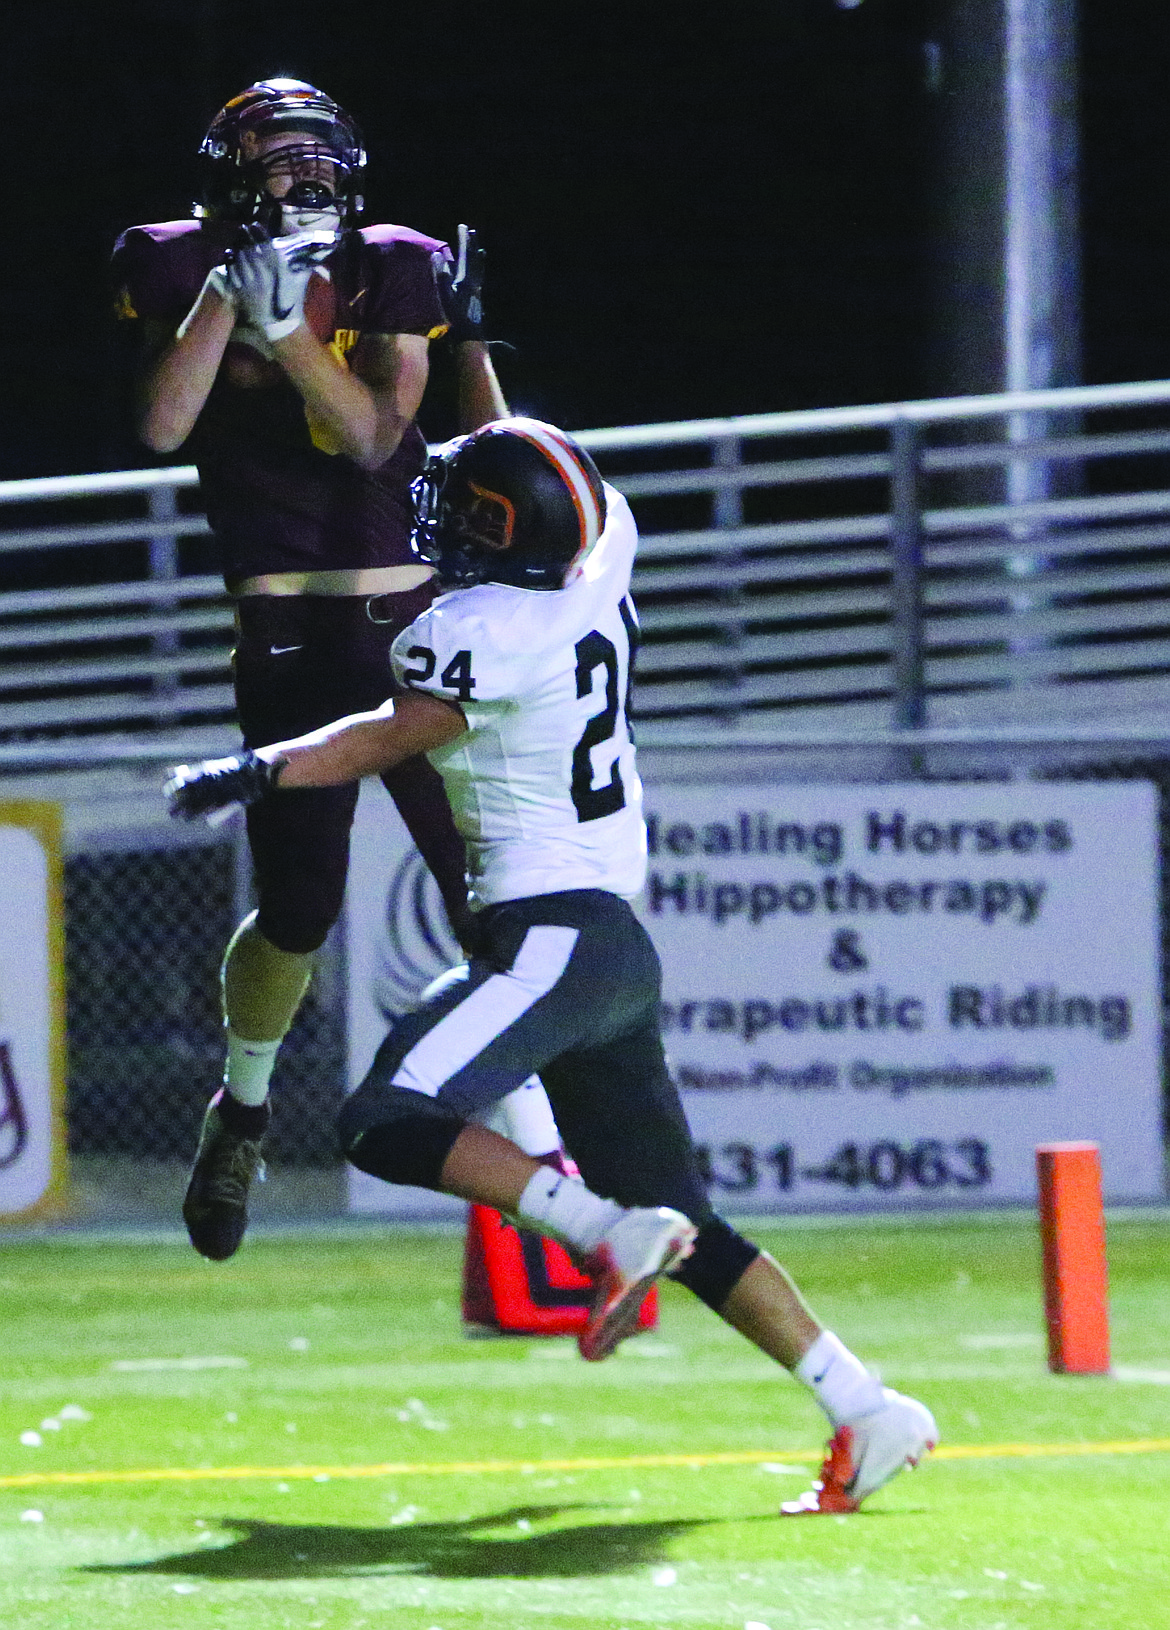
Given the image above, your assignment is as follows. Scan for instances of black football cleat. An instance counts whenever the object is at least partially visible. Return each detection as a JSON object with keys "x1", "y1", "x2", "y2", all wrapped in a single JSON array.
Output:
[{"x1": 183, "y1": 1090, "x2": 269, "y2": 1261}]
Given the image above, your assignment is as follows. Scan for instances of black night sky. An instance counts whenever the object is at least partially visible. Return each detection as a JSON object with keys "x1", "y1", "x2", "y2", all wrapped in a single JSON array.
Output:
[{"x1": 1, "y1": 0, "x2": 1166, "y2": 481}]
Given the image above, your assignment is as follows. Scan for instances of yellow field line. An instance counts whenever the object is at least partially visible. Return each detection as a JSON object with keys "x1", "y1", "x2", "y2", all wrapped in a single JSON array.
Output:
[{"x1": 1, "y1": 1439, "x2": 1169, "y2": 1490}]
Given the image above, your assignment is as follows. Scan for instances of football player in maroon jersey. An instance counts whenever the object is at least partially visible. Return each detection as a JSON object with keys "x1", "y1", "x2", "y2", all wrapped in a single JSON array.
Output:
[{"x1": 113, "y1": 78, "x2": 551, "y2": 1261}]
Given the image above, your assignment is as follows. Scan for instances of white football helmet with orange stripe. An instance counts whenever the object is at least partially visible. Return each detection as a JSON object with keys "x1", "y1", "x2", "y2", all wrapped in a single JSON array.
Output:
[{"x1": 411, "y1": 417, "x2": 607, "y2": 590}]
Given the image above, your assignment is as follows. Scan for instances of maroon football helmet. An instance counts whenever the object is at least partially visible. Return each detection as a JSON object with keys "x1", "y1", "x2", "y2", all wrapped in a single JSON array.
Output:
[{"x1": 196, "y1": 78, "x2": 366, "y2": 228}]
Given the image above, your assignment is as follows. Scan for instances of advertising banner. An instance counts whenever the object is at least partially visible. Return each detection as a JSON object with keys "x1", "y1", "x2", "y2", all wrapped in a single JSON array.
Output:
[
  {"x1": 0, "y1": 803, "x2": 66, "y2": 1220},
  {"x1": 345, "y1": 777, "x2": 1164, "y2": 1214},
  {"x1": 641, "y1": 780, "x2": 1163, "y2": 1211}
]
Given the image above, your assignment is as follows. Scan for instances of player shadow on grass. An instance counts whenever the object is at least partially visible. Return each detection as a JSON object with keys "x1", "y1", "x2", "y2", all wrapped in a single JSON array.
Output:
[{"x1": 81, "y1": 1502, "x2": 742, "y2": 1581}]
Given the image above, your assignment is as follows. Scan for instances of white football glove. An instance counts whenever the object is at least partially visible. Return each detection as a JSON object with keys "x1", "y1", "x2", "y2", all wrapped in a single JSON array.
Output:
[{"x1": 226, "y1": 228, "x2": 336, "y2": 342}]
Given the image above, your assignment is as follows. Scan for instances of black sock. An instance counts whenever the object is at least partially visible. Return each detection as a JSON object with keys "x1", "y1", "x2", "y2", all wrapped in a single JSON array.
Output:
[{"x1": 217, "y1": 1092, "x2": 271, "y2": 1138}]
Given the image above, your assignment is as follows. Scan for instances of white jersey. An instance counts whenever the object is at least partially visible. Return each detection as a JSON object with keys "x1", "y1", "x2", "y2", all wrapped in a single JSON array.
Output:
[{"x1": 390, "y1": 483, "x2": 646, "y2": 908}]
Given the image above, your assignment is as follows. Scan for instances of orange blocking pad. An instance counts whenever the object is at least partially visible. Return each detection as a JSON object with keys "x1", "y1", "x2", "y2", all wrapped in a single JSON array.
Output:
[
  {"x1": 1036, "y1": 1142, "x2": 1110, "y2": 1374},
  {"x1": 462, "y1": 1203, "x2": 658, "y2": 1336}
]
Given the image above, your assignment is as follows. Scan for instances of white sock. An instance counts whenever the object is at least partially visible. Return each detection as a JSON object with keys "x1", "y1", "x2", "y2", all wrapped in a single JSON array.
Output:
[
  {"x1": 795, "y1": 1330, "x2": 885, "y2": 1426},
  {"x1": 516, "y1": 1168, "x2": 623, "y2": 1254},
  {"x1": 223, "y1": 1033, "x2": 281, "y2": 1107},
  {"x1": 478, "y1": 1077, "x2": 561, "y2": 1156}
]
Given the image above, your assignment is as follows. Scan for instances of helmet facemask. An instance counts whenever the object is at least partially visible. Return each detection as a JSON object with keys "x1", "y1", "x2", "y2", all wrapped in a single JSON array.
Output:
[
  {"x1": 246, "y1": 141, "x2": 349, "y2": 236},
  {"x1": 410, "y1": 456, "x2": 492, "y2": 589}
]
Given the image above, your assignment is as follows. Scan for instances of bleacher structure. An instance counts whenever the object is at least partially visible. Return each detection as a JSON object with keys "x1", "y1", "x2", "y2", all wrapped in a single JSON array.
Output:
[{"x1": 5, "y1": 380, "x2": 1170, "y2": 1210}]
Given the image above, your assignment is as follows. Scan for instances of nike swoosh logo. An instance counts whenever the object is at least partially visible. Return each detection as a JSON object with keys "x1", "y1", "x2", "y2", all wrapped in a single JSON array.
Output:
[
  {"x1": 272, "y1": 302, "x2": 294, "y2": 321},
  {"x1": 269, "y1": 644, "x2": 303, "y2": 656}
]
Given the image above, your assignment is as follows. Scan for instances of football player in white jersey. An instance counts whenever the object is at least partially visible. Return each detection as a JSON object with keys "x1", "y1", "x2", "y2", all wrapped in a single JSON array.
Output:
[{"x1": 167, "y1": 417, "x2": 938, "y2": 1515}]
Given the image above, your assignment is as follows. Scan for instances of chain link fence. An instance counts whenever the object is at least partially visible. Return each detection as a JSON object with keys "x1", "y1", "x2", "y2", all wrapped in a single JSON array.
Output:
[{"x1": 63, "y1": 829, "x2": 346, "y2": 1187}]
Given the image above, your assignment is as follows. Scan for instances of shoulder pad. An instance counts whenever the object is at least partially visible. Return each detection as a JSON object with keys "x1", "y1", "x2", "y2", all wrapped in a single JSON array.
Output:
[
  {"x1": 360, "y1": 222, "x2": 448, "y2": 256},
  {"x1": 111, "y1": 220, "x2": 228, "y2": 324},
  {"x1": 115, "y1": 220, "x2": 204, "y2": 248}
]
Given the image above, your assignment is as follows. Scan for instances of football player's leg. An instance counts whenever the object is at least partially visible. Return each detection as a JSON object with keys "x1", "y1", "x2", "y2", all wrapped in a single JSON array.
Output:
[
  {"x1": 185, "y1": 599, "x2": 361, "y2": 1260},
  {"x1": 541, "y1": 1025, "x2": 936, "y2": 1503},
  {"x1": 461, "y1": 909, "x2": 707, "y2": 1359},
  {"x1": 339, "y1": 918, "x2": 593, "y2": 1187},
  {"x1": 235, "y1": 775, "x2": 357, "y2": 1050},
  {"x1": 537, "y1": 1019, "x2": 707, "y2": 1217},
  {"x1": 226, "y1": 595, "x2": 359, "y2": 1074},
  {"x1": 343, "y1": 890, "x2": 655, "y2": 1148},
  {"x1": 337, "y1": 899, "x2": 695, "y2": 1349},
  {"x1": 719, "y1": 1258, "x2": 938, "y2": 1513},
  {"x1": 183, "y1": 779, "x2": 357, "y2": 1262},
  {"x1": 225, "y1": 593, "x2": 380, "y2": 1074},
  {"x1": 337, "y1": 964, "x2": 631, "y2": 1245},
  {"x1": 401, "y1": 967, "x2": 567, "y2": 1164}
]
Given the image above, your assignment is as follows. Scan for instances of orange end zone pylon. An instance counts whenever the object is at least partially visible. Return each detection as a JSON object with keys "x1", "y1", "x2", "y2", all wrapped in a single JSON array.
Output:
[
  {"x1": 461, "y1": 1203, "x2": 658, "y2": 1336},
  {"x1": 1036, "y1": 1142, "x2": 1110, "y2": 1375}
]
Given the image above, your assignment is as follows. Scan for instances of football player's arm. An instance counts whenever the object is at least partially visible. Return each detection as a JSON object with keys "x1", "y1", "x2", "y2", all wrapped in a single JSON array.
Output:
[
  {"x1": 436, "y1": 226, "x2": 509, "y2": 431},
  {"x1": 266, "y1": 690, "x2": 466, "y2": 786},
  {"x1": 269, "y1": 328, "x2": 428, "y2": 470},
  {"x1": 167, "y1": 691, "x2": 467, "y2": 819},
  {"x1": 456, "y1": 341, "x2": 509, "y2": 432},
  {"x1": 135, "y1": 290, "x2": 236, "y2": 454}
]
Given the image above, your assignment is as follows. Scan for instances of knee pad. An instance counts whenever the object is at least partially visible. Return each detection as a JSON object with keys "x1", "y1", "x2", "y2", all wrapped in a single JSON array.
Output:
[
  {"x1": 255, "y1": 874, "x2": 342, "y2": 953},
  {"x1": 254, "y1": 907, "x2": 333, "y2": 957},
  {"x1": 338, "y1": 1080, "x2": 466, "y2": 1191},
  {"x1": 668, "y1": 1215, "x2": 760, "y2": 1311}
]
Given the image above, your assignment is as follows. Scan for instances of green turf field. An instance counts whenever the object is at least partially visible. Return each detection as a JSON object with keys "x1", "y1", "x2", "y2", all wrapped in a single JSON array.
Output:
[{"x1": 0, "y1": 1210, "x2": 1167, "y2": 1629}]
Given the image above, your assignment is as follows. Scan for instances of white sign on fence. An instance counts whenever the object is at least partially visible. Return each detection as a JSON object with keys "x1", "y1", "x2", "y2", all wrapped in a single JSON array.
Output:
[
  {"x1": 345, "y1": 777, "x2": 1164, "y2": 1214},
  {"x1": 640, "y1": 780, "x2": 1163, "y2": 1210},
  {"x1": 0, "y1": 804, "x2": 65, "y2": 1220}
]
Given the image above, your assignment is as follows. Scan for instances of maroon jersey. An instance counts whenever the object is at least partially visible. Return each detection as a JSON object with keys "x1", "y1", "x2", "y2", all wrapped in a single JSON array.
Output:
[{"x1": 111, "y1": 219, "x2": 450, "y2": 580}]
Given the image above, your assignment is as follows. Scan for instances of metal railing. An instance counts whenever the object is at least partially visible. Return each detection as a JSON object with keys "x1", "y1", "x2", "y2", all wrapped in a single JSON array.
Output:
[{"x1": 6, "y1": 378, "x2": 1170, "y2": 766}]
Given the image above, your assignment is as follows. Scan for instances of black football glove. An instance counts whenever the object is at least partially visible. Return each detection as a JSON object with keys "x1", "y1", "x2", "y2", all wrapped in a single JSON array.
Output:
[
  {"x1": 164, "y1": 750, "x2": 284, "y2": 820},
  {"x1": 432, "y1": 223, "x2": 487, "y2": 343}
]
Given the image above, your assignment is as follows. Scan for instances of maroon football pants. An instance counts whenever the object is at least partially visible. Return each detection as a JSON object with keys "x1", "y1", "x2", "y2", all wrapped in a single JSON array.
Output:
[{"x1": 233, "y1": 590, "x2": 469, "y2": 953}]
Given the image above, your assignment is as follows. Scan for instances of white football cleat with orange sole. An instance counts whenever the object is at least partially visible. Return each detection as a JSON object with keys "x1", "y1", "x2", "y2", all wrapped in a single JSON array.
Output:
[
  {"x1": 782, "y1": 1389, "x2": 938, "y2": 1514},
  {"x1": 578, "y1": 1206, "x2": 697, "y2": 1361}
]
